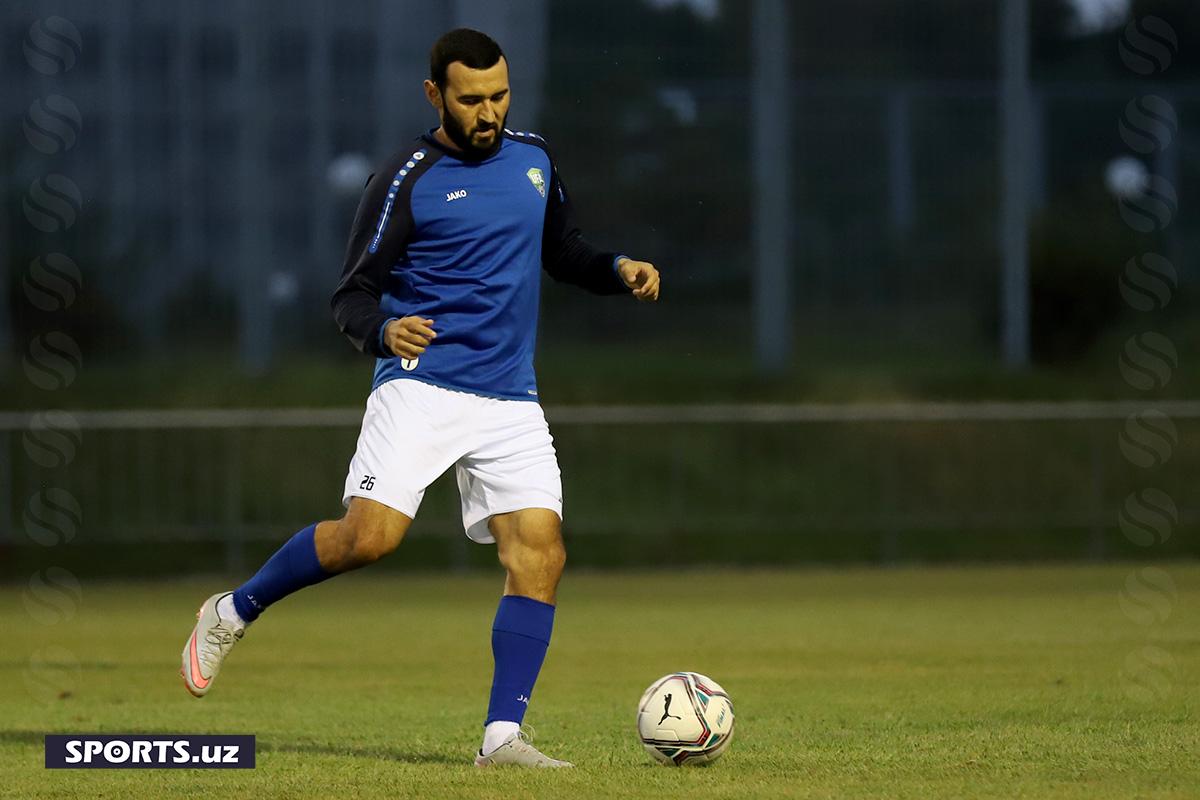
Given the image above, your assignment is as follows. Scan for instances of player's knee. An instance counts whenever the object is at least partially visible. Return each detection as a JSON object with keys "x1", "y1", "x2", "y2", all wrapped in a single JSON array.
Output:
[
  {"x1": 544, "y1": 538, "x2": 567, "y2": 579},
  {"x1": 354, "y1": 521, "x2": 404, "y2": 564},
  {"x1": 502, "y1": 536, "x2": 565, "y2": 582},
  {"x1": 336, "y1": 516, "x2": 404, "y2": 567}
]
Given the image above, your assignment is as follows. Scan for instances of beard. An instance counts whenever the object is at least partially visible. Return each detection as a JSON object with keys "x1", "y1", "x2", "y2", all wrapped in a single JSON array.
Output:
[{"x1": 442, "y1": 106, "x2": 505, "y2": 160}]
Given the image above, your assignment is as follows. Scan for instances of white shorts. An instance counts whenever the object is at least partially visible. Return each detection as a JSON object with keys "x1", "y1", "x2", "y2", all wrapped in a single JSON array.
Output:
[{"x1": 341, "y1": 378, "x2": 563, "y2": 544}]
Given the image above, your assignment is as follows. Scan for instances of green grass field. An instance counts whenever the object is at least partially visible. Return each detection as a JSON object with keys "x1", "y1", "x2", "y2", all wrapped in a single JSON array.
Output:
[{"x1": 3, "y1": 565, "x2": 1197, "y2": 799}]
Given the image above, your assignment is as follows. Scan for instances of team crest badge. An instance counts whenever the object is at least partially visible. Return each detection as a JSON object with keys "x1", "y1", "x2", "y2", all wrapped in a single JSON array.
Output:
[{"x1": 526, "y1": 167, "x2": 546, "y2": 197}]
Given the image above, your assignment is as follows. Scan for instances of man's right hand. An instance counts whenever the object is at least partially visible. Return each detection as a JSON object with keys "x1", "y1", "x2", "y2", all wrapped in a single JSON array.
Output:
[{"x1": 383, "y1": 317, "x2": 437, "y2": 359}]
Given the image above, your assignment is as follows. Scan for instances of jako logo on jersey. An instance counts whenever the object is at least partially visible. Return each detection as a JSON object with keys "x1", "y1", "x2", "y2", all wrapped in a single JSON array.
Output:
[
  {"x1": 526, "y1": 167, "x2": 545, "y2": 197},
  {"x1": 446, "y1": 189, "x2": 468, "y2": 202}
]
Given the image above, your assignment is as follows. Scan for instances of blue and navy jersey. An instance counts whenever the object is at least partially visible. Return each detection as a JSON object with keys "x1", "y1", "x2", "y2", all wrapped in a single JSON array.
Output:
[{"x1": 331, "y1": 129, "x2": 629, "y2": 401}]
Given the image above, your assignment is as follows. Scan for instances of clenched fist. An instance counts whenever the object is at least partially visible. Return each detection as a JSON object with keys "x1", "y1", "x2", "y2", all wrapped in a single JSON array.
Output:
[{"x1": 383, "y1": 316, "x2": 437, "y2": 359}]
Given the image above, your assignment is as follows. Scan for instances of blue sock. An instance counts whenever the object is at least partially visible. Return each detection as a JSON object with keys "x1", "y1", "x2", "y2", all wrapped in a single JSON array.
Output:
[
  {"x1": 231, "y1": 524, "x2": 332, "y2": 623},
  {"x1": 485, "y1": 595, "x2": 556, "y2": 725}
]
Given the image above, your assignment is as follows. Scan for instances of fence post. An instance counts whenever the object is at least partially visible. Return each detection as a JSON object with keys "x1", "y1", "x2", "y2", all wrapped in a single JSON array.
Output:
[
  {"x1": 999, "y1": 0, "x2": 1031, "y2": 367},
  {"x1": 881, "y1": 427, "x2": 901, "y2": 564},
  {"x1": 670, "y1": 429, "x2": 685, "y2": 525},
  {"x1": 752, "y1": 0, "x2": 793, "y2": 374},
  {"x1": 1088, "y1": 428, "x2": 1106, "y2": 561},
  {"x1": 887, "y1": 88, "x2": 914, "y2": 237},
  {"x1": 0, "y1": 431, "x2": 11, "y2": 543},
  {"x1": 1153, "y1": 90, "x2": 1181, "y2": 271},
  {"x1": 224, "y1": 431, "x2": 245, "y2": 575}
]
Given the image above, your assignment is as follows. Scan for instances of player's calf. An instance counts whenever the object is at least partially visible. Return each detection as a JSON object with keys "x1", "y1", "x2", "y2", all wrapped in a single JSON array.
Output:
[
  {"x1": 179, "y1": 501, "x2": 412, "y2": 697},
  {"x1": 493, "y1": 508, "x2": 565, "y2": 604},
  {"x1": 315, "y1": 498, "x2": 412, "y2": 572},
  {"x1": 479, "y1": 509, "x2": 567, "y2": 760}
]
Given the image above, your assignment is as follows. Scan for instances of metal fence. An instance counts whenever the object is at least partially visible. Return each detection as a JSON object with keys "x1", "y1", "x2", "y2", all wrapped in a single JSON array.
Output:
[
  {"x1": 6, "y1": 3, "x2": 1193, "y2": 375},
  {"x1": 2, "y1": 400, "x2": 1197, "y2": 573}
]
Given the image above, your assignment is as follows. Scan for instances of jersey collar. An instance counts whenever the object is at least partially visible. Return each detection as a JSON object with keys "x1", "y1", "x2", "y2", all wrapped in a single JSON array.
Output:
[{"x1": 420, "y1": 128, "x2": 506, "y2": 164}]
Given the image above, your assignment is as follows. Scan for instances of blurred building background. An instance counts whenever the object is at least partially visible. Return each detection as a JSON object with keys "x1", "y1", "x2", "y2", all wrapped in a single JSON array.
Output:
[{"x1": 1, "y1": 0, "x2": 1196, "y2": 575}]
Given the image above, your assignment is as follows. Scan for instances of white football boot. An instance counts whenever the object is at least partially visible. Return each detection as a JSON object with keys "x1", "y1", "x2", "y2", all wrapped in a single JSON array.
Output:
[
  {"x1": 180, "y1": 591, "x2": 244, "y2": 697},
  {"x1": 474, "y1": 728, "x2": 574, "y2": 768}
]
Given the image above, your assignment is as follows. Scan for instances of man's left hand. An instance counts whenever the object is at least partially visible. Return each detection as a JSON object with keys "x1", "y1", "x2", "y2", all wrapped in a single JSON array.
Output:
[{"x1": 617, "y1": 258, "x2": 660, "y2": 302}]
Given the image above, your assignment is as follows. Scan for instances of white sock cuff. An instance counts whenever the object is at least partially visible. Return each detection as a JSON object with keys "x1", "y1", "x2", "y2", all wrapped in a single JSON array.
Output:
[
  {"x1": 216, "y1": 593, "x2": 247, "y2": 628},
  {"x1": 481, "y1": 721, "x2": 520, "y2": 755}
]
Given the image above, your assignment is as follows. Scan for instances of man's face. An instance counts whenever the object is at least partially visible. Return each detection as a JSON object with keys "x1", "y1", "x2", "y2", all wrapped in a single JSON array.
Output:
[{"x1": 430, "y1": 58, "x2": 510, "y2": 158}]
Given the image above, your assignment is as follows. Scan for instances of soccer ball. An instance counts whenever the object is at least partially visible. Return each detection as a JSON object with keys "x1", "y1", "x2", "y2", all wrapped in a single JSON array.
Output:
[{"x1": 637, "y1": 671, "x2": 735, "y2": 766}]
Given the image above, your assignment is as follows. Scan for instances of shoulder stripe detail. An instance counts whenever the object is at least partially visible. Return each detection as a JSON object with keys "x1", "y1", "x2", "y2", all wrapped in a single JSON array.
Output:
[
  {"x1": 503, "y1": 128, "x2": 545, "y2": 142},
  {"x1": 368, "y1": 147, "x2": 428, "y2": 254}
]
